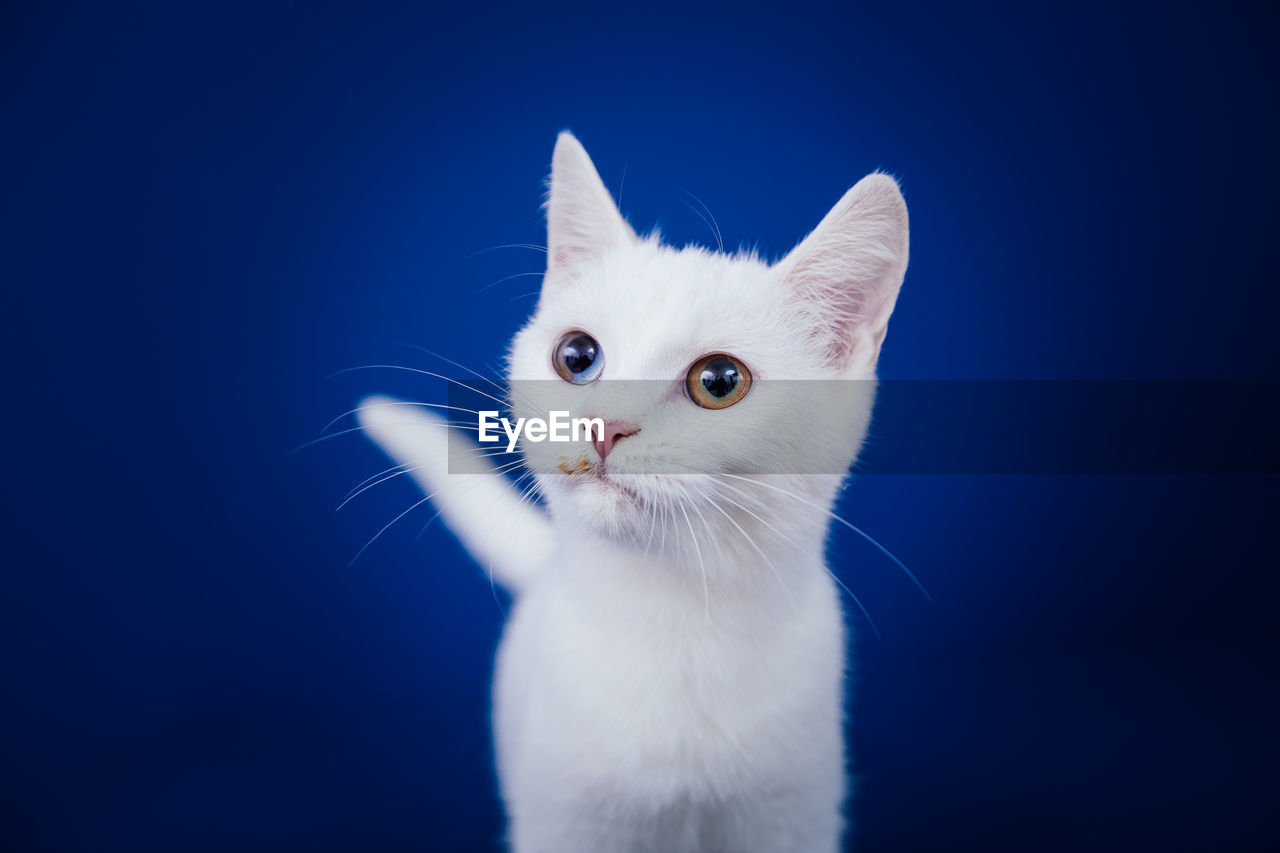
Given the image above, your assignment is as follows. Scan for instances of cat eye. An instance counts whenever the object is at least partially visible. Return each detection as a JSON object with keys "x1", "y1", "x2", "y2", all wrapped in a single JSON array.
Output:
[
  {"x1": 686, "y1": 353, "x2": 752, "y2": 409},
  {"x1": 552, "y1": 331, "x2": 604, "y2": 384}
]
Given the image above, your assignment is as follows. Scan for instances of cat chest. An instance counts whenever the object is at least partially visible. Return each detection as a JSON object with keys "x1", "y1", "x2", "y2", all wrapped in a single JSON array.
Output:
[{"x1": 496, "y1": 580, "x2": 845, "y2": 788}]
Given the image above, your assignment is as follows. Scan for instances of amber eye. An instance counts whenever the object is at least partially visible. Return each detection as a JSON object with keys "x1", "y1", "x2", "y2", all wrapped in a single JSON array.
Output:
[
  {"x1": 552, "y1": 331, "x2": 603, "y2": 384},
  {"x1": 686, "y1": 353, "x2": 752, "y2": 409}
]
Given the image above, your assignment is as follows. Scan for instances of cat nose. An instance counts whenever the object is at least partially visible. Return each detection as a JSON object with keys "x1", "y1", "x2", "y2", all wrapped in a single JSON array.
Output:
[{"x1": 594, "y1": 421, "x2": 640, "y2": 461}]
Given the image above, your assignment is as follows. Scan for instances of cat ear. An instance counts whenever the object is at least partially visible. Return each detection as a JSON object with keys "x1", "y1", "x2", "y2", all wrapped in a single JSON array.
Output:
[
  {"x1": 775, "y1": 173, "x2": 909, "y2": 369},
  {"x1": 546, "y1": 131, "x2": 633, "y2": 273}
]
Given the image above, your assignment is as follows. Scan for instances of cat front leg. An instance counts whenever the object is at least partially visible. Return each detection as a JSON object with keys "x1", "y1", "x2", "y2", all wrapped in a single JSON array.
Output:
[{"x1": 357, "y1": 395, "x2": 552, "y2": 590}]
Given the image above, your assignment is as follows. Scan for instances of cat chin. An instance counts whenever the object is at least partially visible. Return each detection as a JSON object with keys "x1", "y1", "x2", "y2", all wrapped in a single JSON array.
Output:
[{"x1": 544, "y1": 473, "x2": 654, "y2": 541}]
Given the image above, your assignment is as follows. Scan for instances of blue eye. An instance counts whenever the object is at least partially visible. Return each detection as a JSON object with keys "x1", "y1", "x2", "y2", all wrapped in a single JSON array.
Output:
[{"x1": 553, "y1": 331, "x2": 603, "y2": 384}]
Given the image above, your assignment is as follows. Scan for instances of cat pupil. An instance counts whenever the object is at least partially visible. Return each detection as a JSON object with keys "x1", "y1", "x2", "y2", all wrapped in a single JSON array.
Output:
[
  {"x1": 564, "y1": 335, "x2": 597, "y2": 373},
  {"x1": 700, "y1": 357, "x2": 739, "y2": 398}
]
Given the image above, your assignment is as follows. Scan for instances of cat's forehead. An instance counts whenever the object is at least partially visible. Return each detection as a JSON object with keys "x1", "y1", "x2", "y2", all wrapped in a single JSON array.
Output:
[{"x1": 535, "y1": 240, "x2": 793, "y2": 374}]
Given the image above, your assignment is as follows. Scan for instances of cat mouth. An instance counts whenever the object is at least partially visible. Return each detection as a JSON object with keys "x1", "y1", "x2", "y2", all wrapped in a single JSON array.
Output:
[
  {"x1": 554, "y1": 454, "x2": 639, "y2": 498},
  {"x1": 555, "y1": 454, "x2": 595, "y2": 477},
  {"x1": 587, "y1": 467, "x2": 637, "y2": 496},
  {"x1": 552, "y1": 453, "x2": 648, "y2": 500}
]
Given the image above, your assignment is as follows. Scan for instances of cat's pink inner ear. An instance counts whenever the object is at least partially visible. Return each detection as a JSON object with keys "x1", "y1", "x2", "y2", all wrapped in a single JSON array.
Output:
[
  {"x1": 546, "y1": 132, "x2": 633, "y2": 273},
  {"x1": 776, "y1": 173, "x2": 910, "y2": 369}
]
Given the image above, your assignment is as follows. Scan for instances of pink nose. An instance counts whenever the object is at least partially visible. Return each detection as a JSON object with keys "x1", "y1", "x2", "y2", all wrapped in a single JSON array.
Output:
[{"x1": 594, "y1": 421, "x2": 640, "y2": 461}]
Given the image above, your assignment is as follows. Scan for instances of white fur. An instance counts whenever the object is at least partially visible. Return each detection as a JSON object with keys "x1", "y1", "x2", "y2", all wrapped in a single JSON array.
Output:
[{"x1": 359, "y1": 132, "x2": 908, "y2": 852}]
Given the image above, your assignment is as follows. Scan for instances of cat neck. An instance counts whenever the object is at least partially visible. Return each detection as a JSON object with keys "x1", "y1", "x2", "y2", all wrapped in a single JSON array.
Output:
[{"x1": 546, "y1": 499, "x2": 832, "y2": 608}]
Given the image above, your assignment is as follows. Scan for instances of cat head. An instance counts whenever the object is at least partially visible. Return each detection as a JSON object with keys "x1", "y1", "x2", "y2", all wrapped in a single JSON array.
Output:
[{"x1": 507, "y1": 132, "x2": 909, "y2": 550}]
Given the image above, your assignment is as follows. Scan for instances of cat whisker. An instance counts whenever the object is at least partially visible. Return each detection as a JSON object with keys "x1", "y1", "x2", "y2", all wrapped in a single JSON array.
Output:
[
  {"x1": 686, "y1": 492, "x2": 729, "y2": 567},
  {"x1": 392, "y1": 345, "x2": 550, "y2": 435},
  {"x1": 349, "y1": 456, "x2": 527, "y2": 567},
  {"x1": 412, "y1": 468, "x2": 502, "y2": 541},
  {"x1": 636, "y1": 471, "x2": 884, "y2": 637},
  {"x1": 327, "y1": 364, "x2": 510, "y2": 410},
  {"x1": 289, "y1": 421, "x2": 482, "y2": 455},
  {"x1": 343, "y1": 427, "x2": 520, "y2": 503},
  {"x1": 675, "y1": 498, "x2": 710, "y2": 624},
  {"x1": 489, "y1": 471, "x2": 544, "y2": 614},
  {"x1": 712, "y1": 481, "x2": 881, "y2": 637},
  {"x1": 339, "y1": 445, "x2": 520, "y2": 510},
  {"x1": 657, "y1": 499, "x2": 669, "y2": 563},
  {"x1": 343, "y1": 457, "x2": 433, "y2": 504},
  {"x1": 824, "y1": 563, "x2": 883, "y2": 640},
  {"x1": 638, "y1": 497, "x2": 660, "y2": 568},
  {"x1": 464, "y1": 243, "x2": 548, "y2": 259},
  {"x1": 703, "y1": 493, "x2": 797, "y2": 608},
  {"x1": 394, "y1": 344, "x2": 509, "y2": 395},
  {"x1": 341, "y1": 462, "x2": 434, "y2": 510},
  {"x1": 710, "y1": 479, "x2": 805, "y2": 552},
  {"x1": 478, "y1": 271, "x2": 544, "y2": 293},
  {"x1": 319, "y1": 400, "x2": 488, "y2": 436},
  {"x1": 717, "y1": 473, "x2": 931, "y2": 602},
  {"x1": 415, "y1": 467, "x2": 538, "y2": 542}
]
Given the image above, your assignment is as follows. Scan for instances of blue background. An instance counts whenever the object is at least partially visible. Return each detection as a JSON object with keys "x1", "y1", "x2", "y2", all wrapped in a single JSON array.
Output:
[{"x1": 3, "y1": 1, "x2": 1278, "y2": 850}]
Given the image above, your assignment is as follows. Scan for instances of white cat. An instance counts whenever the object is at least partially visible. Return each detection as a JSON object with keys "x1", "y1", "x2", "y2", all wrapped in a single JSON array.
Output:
[{"x1": 359, "y1": 132, "x2": 909, "y2": 852}]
